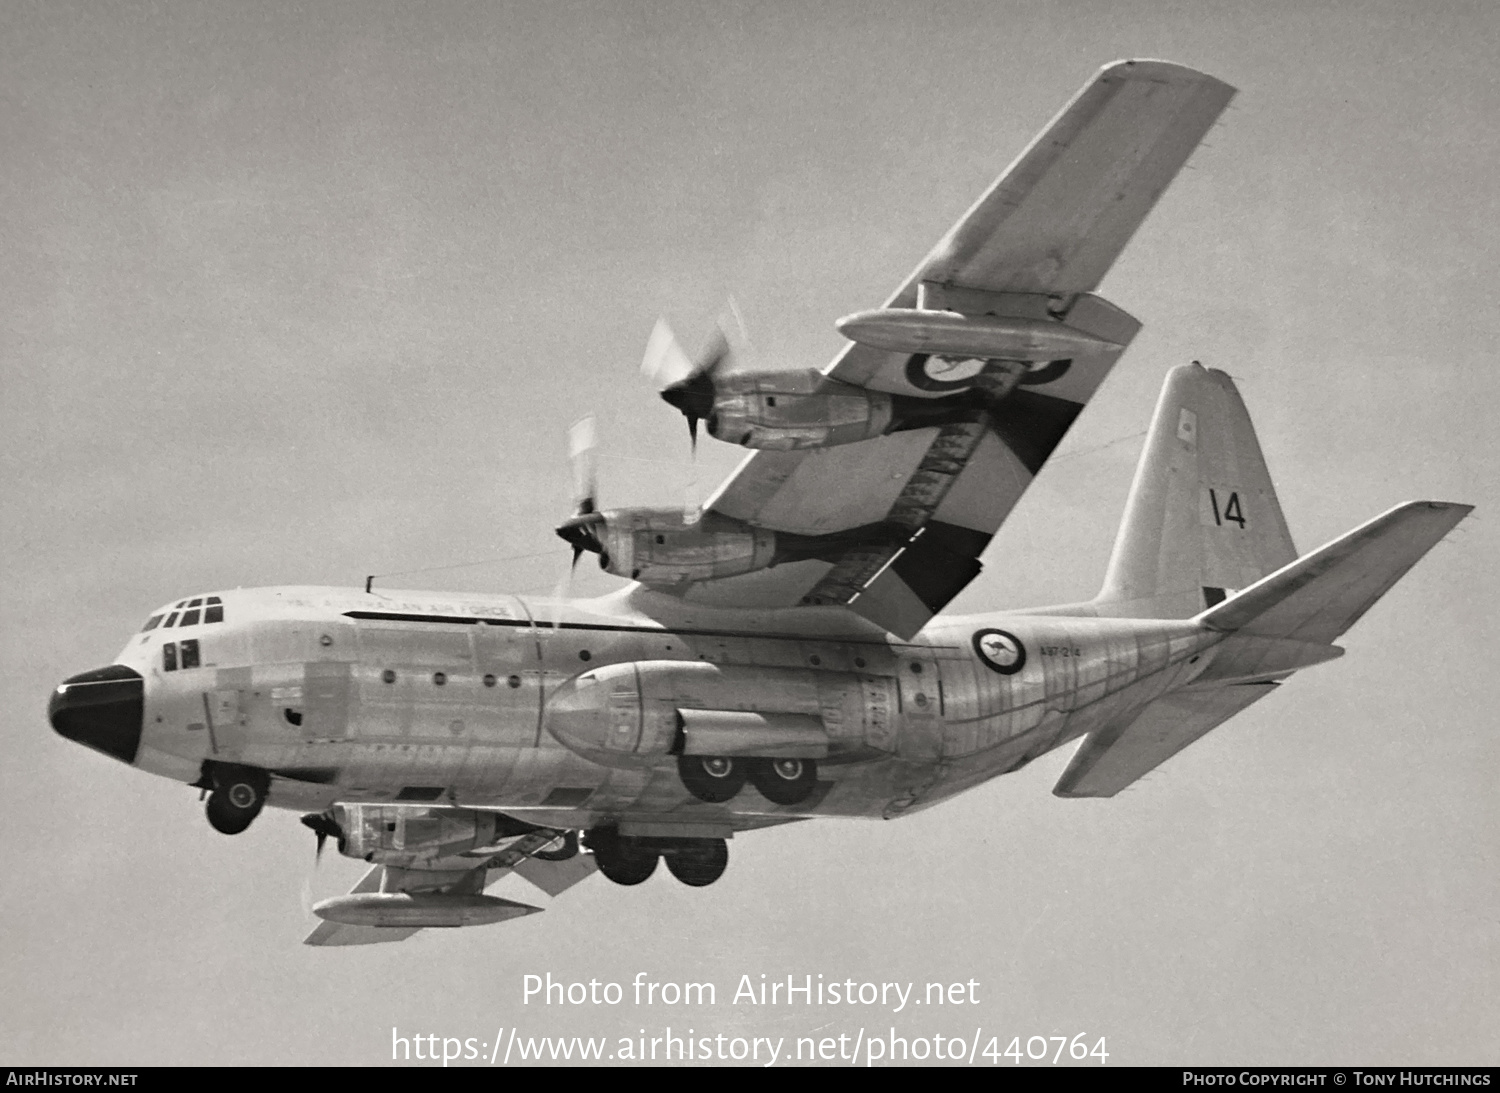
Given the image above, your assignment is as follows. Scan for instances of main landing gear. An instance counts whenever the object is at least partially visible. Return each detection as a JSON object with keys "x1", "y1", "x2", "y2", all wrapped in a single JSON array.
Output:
[
  {"x1": 584, "y1": 828, "x2": 729, "y2": 888},
  {"x1": 203, "y1": 763, "x2": 270, "y2": 835},
  {"x1": 677, "y1": 755, "x2": 819, "y2": 806}
]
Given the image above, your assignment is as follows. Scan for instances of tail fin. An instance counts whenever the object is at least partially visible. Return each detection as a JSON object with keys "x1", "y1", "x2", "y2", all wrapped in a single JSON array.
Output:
[
  {"x1": 1199, "y1": 500, "x2": 1471, "y2": 643},
  {"x1": 1094, "y1": 362, "x2": 1297, "y2": 618}
]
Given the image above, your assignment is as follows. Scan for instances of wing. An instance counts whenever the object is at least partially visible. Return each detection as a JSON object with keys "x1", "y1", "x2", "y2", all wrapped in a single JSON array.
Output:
[
  {"x1": 685, "y1": 61, "x2": 1234, "y2": 636},
  {"x1": 302, "y1": 832, "x2": 599, "y2": 947}
]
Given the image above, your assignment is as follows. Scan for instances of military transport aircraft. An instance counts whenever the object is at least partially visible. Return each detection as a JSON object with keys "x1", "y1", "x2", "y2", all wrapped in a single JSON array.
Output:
[{"x1": 49, "y1": 60, "x2": 1470, "y2": 946}]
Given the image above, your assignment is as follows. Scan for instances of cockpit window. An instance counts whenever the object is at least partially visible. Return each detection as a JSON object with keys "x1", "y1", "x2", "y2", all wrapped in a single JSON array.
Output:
[
  {"x1": 179, "y1": 639, "x2": 200, "y2": 669},
  {"x1": 154, "y1": 597, "x2": 224, "y2": 630},
  {"x1": 175, "y1": 600, "x2": 187, "y2": 609},
  {"x1": 163, "y1": 643, "x2": 178, "y2": 671}
]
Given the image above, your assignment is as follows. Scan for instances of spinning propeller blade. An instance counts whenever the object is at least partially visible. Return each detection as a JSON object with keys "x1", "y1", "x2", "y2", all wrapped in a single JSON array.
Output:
[
  {"x1": 300, "y1": 810, "x2": 344, "y2": 863},
  {"x1": 649, "y1": 316, "x2": 736, "y2": 451},
  {"x1": 553, "y1": 416, "x2": 608, "y2": 625}
]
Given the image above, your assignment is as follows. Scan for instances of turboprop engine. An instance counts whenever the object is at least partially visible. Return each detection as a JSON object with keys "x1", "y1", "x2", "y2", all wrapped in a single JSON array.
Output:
[
  {"x1": 304, "y1": 804, "x2": 530, "y2": 867},
  {"x1": 556, "y1": 507, "x2": 899, "y2": 585},
  {"x1": 643, "y1": 319, "x2": 1004, "y2": 451},
  {"x1": 301, "y1": 805, "x2": 556, "y2": 929}
]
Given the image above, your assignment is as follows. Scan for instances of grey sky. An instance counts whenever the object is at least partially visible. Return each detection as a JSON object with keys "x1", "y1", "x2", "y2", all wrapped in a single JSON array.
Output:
[{"x1": 3, "y1": 0, "x2": 1495, "y2": 1066}]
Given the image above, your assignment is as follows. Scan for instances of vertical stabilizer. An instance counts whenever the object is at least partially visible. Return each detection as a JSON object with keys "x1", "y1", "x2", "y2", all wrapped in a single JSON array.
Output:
[{"x1": 1095, "y1": 363, "x2": 1296, "y2": 618}]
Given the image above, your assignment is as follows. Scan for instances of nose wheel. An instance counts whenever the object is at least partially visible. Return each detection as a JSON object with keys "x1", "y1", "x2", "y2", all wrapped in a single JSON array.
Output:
[{"x1": 204, "y1": 765, "x2": 269, "y2": 835}]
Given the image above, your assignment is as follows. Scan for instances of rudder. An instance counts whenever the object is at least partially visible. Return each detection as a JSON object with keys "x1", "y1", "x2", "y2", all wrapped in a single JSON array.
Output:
[{"x1": 1095, "y1": 363, "x2": 1296, "y2": 618}]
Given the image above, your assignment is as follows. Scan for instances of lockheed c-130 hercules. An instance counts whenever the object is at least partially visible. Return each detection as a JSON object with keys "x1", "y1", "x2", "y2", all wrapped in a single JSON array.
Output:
[{"x1": 49, "y1": 60, "x2": 1470, "y2": 945}]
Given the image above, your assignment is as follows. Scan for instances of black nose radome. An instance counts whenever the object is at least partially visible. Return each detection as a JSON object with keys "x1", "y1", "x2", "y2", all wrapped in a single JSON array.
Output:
[{"x1": 49, "y1": 665, "x2": 144, "y2": 766}]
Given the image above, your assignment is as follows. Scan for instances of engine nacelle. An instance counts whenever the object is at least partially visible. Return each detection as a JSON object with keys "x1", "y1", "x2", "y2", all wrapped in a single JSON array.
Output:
[
  {"x1": 593, "y1": 508, "x2": 779, "y2": 584},
  {"x1": 706, "y1": 371, "x2": 895, "y2": 450},
  {"x1": 546, "y1": 660, "x2": 898, "y2": 768},
  {"x1": 334, "y1": 804, "x2": 508, "y2": 866}
]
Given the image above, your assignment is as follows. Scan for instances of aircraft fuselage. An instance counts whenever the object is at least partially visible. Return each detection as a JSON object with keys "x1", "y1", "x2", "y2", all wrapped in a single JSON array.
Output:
[{"x1": 87, "y1": 584, "x2": 1221, "y2": 828}]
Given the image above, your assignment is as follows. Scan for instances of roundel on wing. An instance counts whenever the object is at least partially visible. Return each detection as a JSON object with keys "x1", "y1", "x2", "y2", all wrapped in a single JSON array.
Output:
[
  {"x1": 1019, "y1": 358, "x2": 1072, "y2": 385},
  {"x1": 972, "y1": 628, "x2": 1026, "y2": 675},
  {"x1": 903, "y1": 354, "x2": 1072, "y2": 392},
  {"x1": 904, "y1": 354, "x2": 987, "y2": 391}
]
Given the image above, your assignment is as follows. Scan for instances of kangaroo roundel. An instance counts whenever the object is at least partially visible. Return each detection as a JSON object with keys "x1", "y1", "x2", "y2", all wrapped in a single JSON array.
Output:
[{"x1": 973, "y1": 629, "x2": 1027, "y2": 674}]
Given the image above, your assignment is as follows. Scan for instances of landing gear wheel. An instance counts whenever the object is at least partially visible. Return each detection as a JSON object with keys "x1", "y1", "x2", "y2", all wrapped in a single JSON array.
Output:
[
  {"x1": 584, "y1": 828, "x2": 659, "y2": 886},
  {"x1": 750, "y1": 757, "x2": 818, "y2": 805},
  {"x1": 677, "y1": 755, "x2": 747, "y2": 803},
  {"x1": 205, "y1": 768, "x2": 268, "y2": 835},
  {"x1": 664, "y1": 839, "x2": 728, "y2": 887}
]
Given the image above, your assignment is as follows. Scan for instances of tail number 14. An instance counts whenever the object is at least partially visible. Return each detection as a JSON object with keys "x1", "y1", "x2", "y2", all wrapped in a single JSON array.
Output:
[{"x1": 1208, "y1": 487, "x2": 1246, "y2": 529}]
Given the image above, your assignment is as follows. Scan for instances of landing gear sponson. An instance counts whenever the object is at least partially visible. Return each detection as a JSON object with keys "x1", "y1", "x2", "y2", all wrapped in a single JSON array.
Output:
[
  {"x1": 584, "y1": 828, "x2": 729, "y2": 888},
  {"x1": 677, "y1": 755, "x2": 818, "y2": 806}
]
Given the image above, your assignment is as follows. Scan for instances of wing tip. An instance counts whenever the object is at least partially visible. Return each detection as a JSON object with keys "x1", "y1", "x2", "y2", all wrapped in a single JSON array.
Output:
[{"x1": 1098, "y1": 58, "x2": 1237, "y2": 95}]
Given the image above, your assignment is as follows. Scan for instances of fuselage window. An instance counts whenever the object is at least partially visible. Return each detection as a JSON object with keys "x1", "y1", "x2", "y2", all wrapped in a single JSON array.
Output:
[
  {"x1": 163, "y1": 612, "x2": 179, "y2": 628},
  {"x1": 204, "y1": 605, "x2": 224, "y2": 623},
  {"x1": 142, "y1": 614, "x2": 164, "y2": 632},
  {"x1": 180, "y1": 639, "x2": 200, "y2": 669},
  {"x1": 180, "y1": 609, "x2": 201, "y2": 627},
  {"x1": 163, "y1": 643, "x2": 178, "y2": 671}
]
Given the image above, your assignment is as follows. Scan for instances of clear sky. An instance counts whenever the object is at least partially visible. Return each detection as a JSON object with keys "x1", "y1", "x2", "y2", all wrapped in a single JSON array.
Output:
[{"x1": 3, "y1": 0, "x2": 1495, "y2": 1067}]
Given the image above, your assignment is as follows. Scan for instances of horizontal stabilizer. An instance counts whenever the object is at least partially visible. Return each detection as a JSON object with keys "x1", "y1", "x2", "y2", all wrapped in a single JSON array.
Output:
[
  {"x1": 1199, "y1": 501, "x2": 1471, "y2": 643},
  {"x1": 1054, "y1": 682, "x2": 1277, "y2": 798}
]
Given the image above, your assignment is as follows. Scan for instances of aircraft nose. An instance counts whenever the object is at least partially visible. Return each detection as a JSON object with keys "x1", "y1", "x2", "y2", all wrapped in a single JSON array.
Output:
[{"x1": 49, "y1": 665, "x2": 144, "y2": 765}]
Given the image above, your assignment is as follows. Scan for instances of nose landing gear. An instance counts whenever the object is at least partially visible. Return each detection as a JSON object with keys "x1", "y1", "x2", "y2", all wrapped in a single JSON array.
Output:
[{"x1": 203, "y1": 764, "x2": 270, "y2": 835}]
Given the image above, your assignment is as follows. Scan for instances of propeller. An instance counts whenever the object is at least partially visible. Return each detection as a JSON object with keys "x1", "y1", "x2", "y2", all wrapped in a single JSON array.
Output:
[
  {"x1": 300, "y1": 809, "x2": 344, "y2": 862},
  {"x1": 553, "y1": 416, "x2": 607, "y2": 571},
  {"x1": 550, "y1": 417, "x2": 608, "y2": 628},
  {"x1": 643, "y1": 312, "x2": 739, "y2": 450}
]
